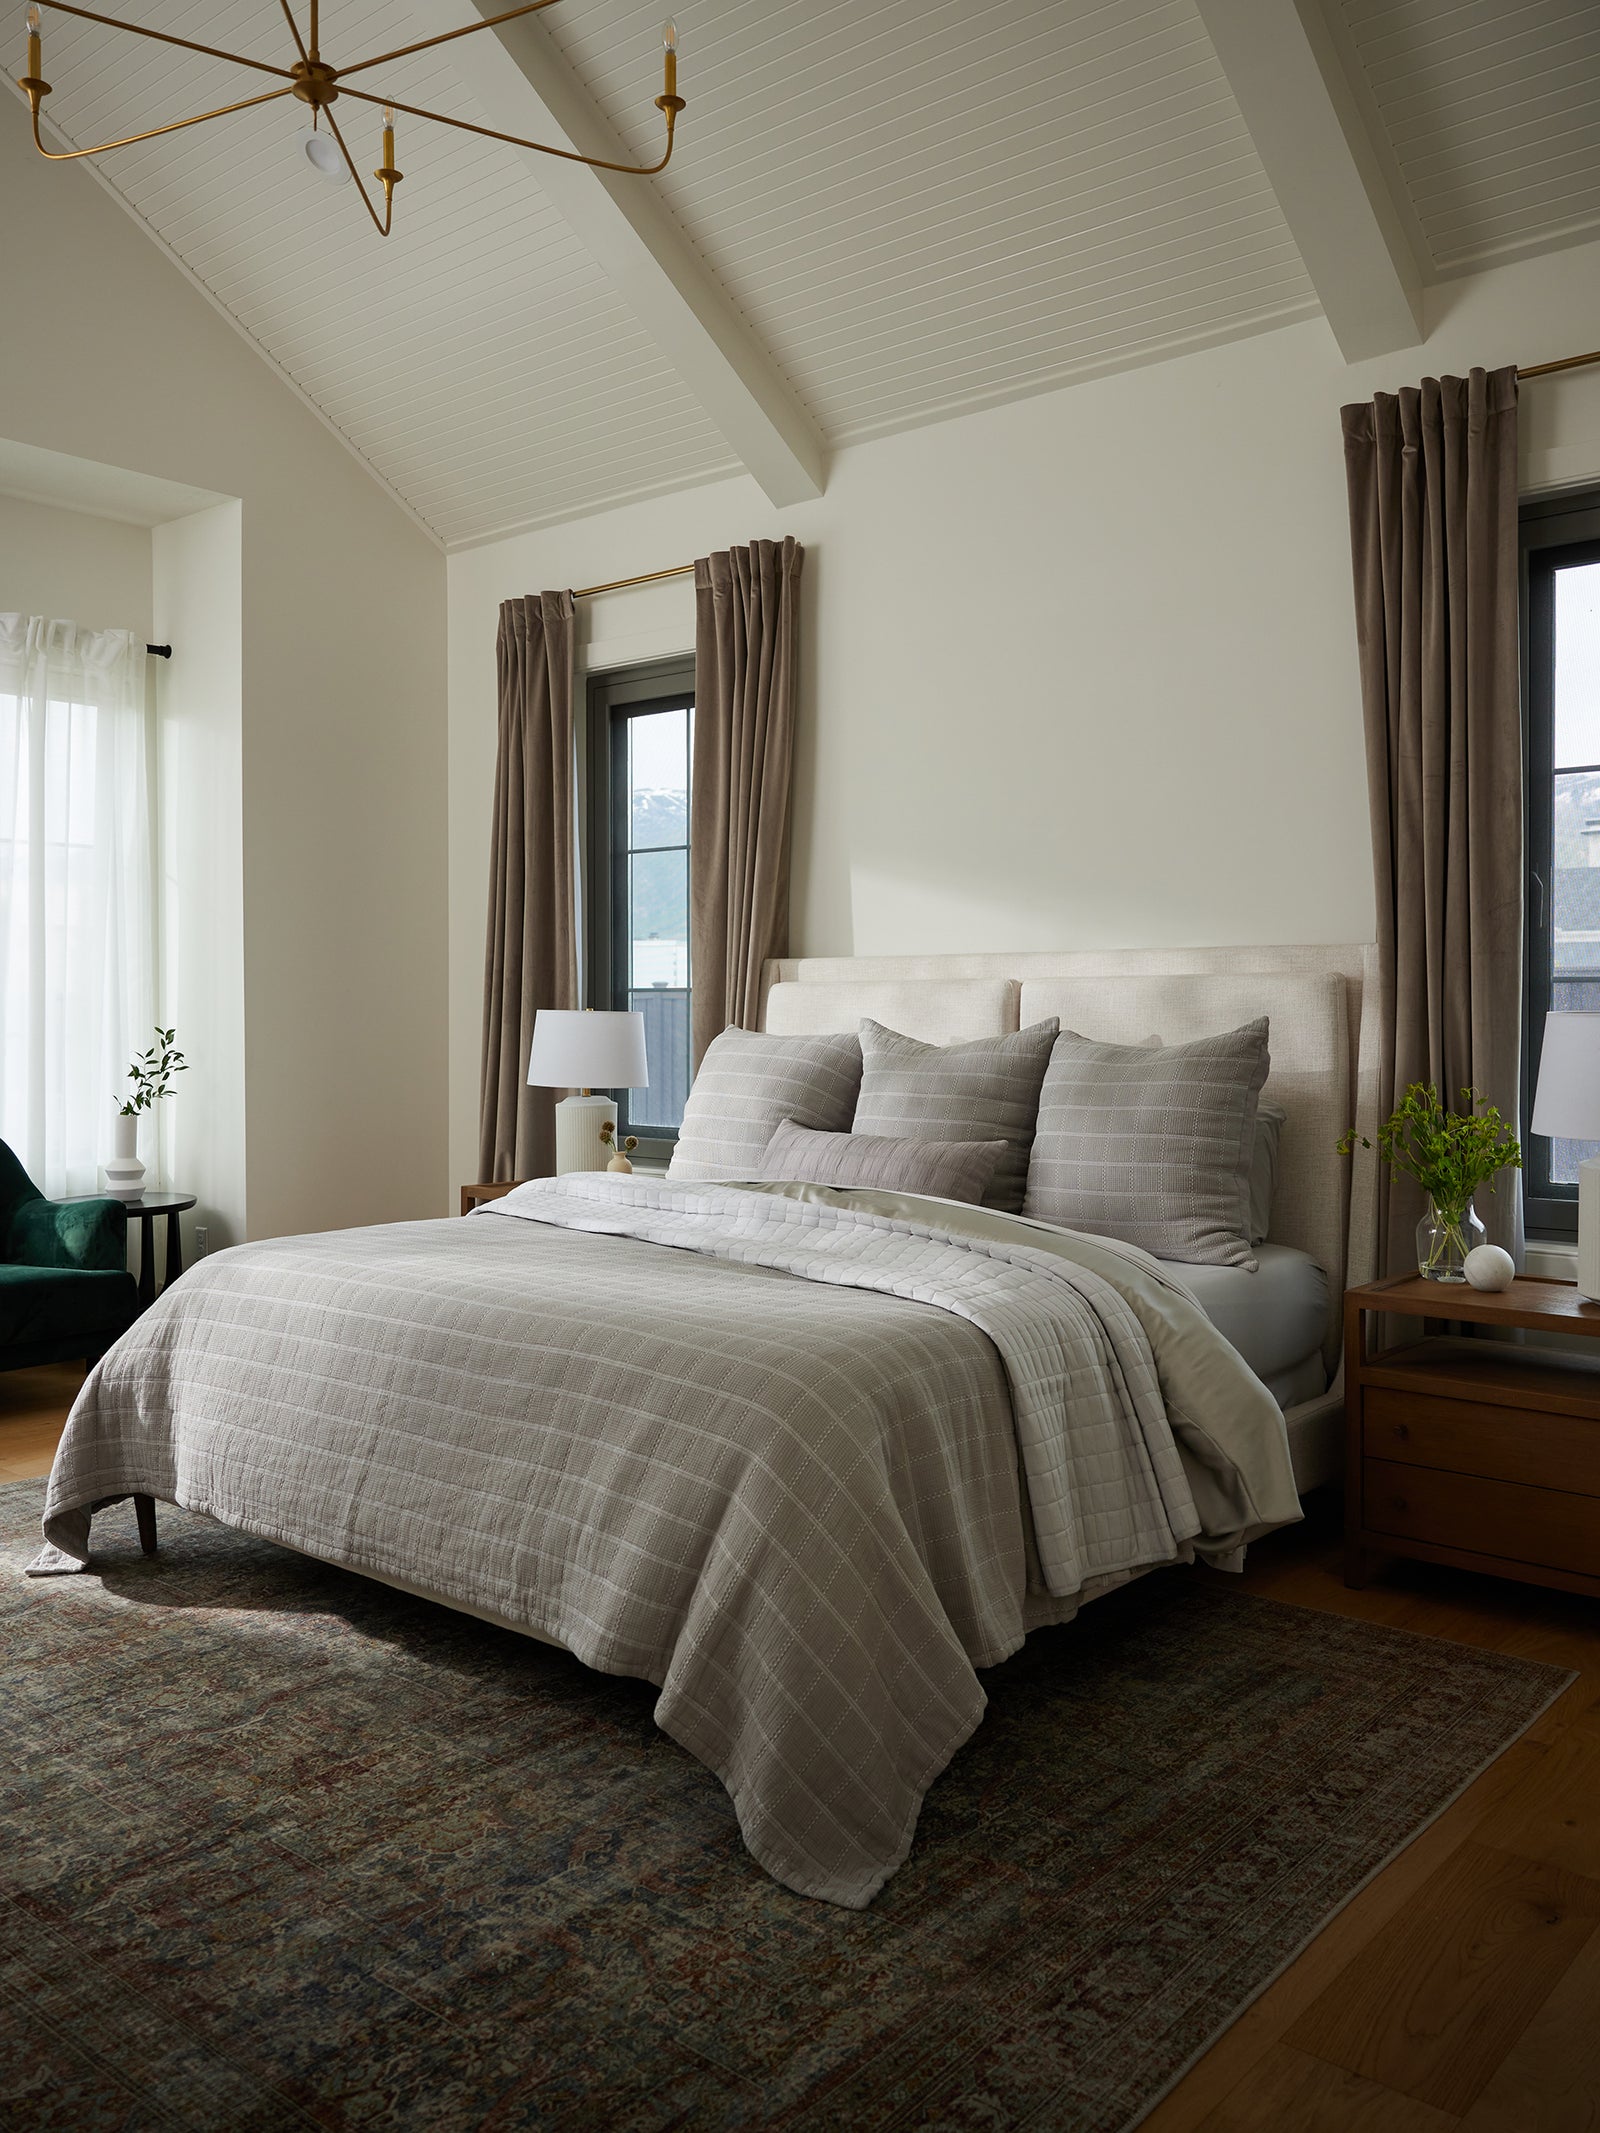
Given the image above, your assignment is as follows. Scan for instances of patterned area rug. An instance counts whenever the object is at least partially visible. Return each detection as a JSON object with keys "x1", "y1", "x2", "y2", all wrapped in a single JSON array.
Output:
[{"x1": 0, "y1": 1482, "x2": 1570, "y2": 2133}]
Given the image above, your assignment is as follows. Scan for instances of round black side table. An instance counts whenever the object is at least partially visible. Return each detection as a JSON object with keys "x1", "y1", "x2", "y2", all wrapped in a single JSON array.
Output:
[{"x1": 109, "y1": 1191, "x2": 197, "y2": 1310}]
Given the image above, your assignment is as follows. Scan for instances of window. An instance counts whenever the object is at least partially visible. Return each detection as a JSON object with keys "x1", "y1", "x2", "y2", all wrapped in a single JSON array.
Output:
[
  {"x1": 584, "y1": 659, "x2": 694, "y2": 1153},
  {"x1": 0, "y1": 620, "x2": 155, "y2": 1197},
  {"x1": 1523, "y1": 490, "x2": 1600, "y2": 1235}
]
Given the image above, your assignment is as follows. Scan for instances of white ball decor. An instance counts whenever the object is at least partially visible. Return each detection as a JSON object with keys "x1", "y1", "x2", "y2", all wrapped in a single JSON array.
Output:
[{"x1": 1463, "y1": 1244, "x2": 1516, "y2": 1292}]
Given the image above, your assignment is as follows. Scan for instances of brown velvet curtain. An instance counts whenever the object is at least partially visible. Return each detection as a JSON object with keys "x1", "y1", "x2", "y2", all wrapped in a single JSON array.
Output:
[
  {"x1": 690, "y1": 537, "x2": 804, "y2": 1069},
  {"x1": 479, "y1": 591, "x2": 577, "y2": 1181},
  {"x1": 1341, "y1": 365, "x2": 1523, "y2": 1271}
]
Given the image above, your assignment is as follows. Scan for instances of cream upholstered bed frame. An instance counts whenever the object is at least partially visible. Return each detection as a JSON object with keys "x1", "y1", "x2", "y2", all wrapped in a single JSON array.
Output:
[{"x1": 756, "y1": 944, "x2": 1382, "y2": 1494}]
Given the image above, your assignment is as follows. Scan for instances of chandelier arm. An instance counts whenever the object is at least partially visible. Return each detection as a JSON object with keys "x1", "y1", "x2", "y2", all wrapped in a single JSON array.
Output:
[
  {"x1": 27, "y1": 80, "x2": 298, "y2": 160},
  {"x1": 337, "y1": 83, "x2": 677, "y2": 176},
  {"x1": 274, "y1": 0, "x2": 310, "y2": 66},
  {"x1": 318, "y1": 97, "x2": 394, "y2": 236},
  {"x1": 334, "y1": 0, "x2": 562, "y2": 82},
  {"x1": 30, "y1": 0, "x2": 296, "y2": 79}
]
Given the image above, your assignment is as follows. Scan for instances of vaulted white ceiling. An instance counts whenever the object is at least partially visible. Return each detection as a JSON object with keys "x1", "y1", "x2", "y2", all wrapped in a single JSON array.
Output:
[
  {"x1": 542, "y1": 0, "x2": 1319, "y2": 445},
  {"x1": 1333, "y1": 0, "x2": 1600, "y2": 276},
  {"x1": 16, "y1": 0, "x2": 1596, "y2": 546}
]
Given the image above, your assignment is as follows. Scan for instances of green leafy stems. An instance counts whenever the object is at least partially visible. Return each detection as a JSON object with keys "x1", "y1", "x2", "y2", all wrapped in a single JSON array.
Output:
[
  {"x1": 1337, "y1": 1081, "x2": 1521, "y2": 1224},
  {"x1": 119, "y1": 1026, "x2": 189, "y2": 1117}
]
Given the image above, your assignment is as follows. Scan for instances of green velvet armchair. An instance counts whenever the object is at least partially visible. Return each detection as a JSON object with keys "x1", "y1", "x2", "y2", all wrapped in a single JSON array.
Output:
[{"x1": 0, "y1": 1138, "x2": 140, "y2": 1372}]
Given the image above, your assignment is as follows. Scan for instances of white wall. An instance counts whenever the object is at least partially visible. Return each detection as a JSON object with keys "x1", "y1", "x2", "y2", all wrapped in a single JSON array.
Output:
[
  {"x1": 0, "y1": 491, "x2": 151, "y2": 635},
  {"x1": 1, "y1": 115, "x2": 449, "y2": 1236},
  {"x1": 447, "y1": 238, "x2": 1600, "y2": 1190},
  {"x1": 154, "y1": 503, "x2": 246, "y2": 1257}
]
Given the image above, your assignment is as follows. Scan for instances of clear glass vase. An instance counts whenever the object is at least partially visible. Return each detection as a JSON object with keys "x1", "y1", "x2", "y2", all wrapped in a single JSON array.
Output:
[{"x1": 1416, "y1": 1196, "x2": 1486, "y2": 1283}]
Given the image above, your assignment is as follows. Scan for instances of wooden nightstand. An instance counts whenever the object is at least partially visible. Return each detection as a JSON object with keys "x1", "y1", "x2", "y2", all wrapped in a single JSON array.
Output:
[
  {"x1": 459, "y1": 1181, "x2": 524, "y2": 1216},
  {"x1": 1344, "y1": 1273, "x2": 1600, "y2": 1599}
]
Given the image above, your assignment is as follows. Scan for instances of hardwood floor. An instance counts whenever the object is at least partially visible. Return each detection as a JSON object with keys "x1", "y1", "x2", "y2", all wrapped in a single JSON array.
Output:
[
  {"x1": 0, "y1": 1362, "x2": 84, "y2": 1481},
  {"x1": 5, "y1": 1384, "x2": 1597, "y2": 2129},
  {"x1": 1151, "y1": 1500, "x2": 1600, "y2": 2133}
]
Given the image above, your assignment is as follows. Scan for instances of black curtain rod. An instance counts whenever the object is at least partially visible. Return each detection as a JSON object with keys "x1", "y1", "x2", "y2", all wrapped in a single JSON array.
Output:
[{"x1": 146, "y1": 643, "x2": 171, "y2": 658}]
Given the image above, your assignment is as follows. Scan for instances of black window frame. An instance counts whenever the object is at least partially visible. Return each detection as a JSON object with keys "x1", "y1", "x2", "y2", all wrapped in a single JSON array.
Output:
[
  {"x1": 1522, "y1": 487, "x2": 1600, "y2": 1238},
  {"x1": 583, "y1": 657, "x2": 695, "y2": 1160}
]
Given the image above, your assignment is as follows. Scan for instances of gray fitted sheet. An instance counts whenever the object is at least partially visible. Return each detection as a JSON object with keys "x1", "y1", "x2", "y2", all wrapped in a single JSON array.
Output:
[{"x1": 1161, "y1": 1243, "x2": 1329, "y2": 1408}]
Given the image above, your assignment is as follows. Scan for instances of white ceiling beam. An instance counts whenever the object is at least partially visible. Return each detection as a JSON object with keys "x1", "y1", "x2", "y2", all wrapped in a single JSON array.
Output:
[
  {"x1": 1192, "y1": 0, "x2": 1423, "y2": 362},
  {"x1": 407, "y1": 0, "x2": 825, "y2": 506}
]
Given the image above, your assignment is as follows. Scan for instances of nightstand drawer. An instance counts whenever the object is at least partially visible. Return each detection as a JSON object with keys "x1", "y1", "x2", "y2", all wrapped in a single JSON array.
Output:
[
  {"x1": 1364, "y1": 1388, "x2": 1600, "y2": 1498},
  {"x1": 1365, "y1": 1458, "x2": 1600, "y2": 1579}
]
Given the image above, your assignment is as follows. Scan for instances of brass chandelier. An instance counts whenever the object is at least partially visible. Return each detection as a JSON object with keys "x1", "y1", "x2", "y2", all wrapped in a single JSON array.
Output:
[{"x1": 15, "y1": 0, "x2": 685, "y2": 236}]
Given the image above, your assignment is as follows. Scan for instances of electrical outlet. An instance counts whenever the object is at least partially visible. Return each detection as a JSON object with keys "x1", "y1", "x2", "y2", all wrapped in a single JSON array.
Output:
[{"x1": 193, "y1": 1226, "x2": 208, "y2": 1257}]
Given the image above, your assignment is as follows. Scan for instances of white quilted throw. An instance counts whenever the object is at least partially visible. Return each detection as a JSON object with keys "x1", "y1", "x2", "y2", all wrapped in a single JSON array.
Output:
[{"x1": 30, "y1": 1176, "x2": 1298, "y2": 1908}]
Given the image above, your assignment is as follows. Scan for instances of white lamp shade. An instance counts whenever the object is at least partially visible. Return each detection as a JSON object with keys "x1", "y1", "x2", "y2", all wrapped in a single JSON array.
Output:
[
  {"x1": 1531, "y1": 1011, "x2": 1600, "y2": 1141},
  {"x1": 527, "y1": 1009, "x2": 649, "y2": 1090}
]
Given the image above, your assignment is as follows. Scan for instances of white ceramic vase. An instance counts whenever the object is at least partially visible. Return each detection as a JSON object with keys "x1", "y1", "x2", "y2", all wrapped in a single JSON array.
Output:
[{"x1": 103, "y1": 1110, "x2": 146, "y2": 1202}]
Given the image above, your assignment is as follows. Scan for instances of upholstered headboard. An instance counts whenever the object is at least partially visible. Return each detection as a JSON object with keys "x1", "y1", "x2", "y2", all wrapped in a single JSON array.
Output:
[{"x1": 758, "y1": 944, "x2": 1381, "y2": 1380}]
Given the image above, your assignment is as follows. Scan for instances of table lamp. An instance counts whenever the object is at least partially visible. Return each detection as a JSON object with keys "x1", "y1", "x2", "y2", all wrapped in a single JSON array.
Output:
[
  {"x1": 1530, "y1": 1010, "x2": 1600, "y2": 1299},
  {"x1": 528, "y1": 1009, "x2": 650, "y2": 1175}
]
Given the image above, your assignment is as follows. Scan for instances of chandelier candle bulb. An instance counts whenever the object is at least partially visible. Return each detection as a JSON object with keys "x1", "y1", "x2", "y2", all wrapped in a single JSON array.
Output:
[
  {"x1": 662, "y1": 18, "x2": 677, "y2": 99},
  {"x1": 20, "y1": 1, "x2": 46, "y2": 102},
  {"x1": 374, "y1": 103, "x2": 401, "y2": 221}
]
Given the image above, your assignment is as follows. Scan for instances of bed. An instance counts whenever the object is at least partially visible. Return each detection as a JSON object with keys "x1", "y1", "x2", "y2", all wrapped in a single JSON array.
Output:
[
  {"x1": 28, "y1": 944, "x2": 1380, "y2": 1908},
  {"x1": 761, "y1": 943, "x2": 1381, "y2": 1489}
]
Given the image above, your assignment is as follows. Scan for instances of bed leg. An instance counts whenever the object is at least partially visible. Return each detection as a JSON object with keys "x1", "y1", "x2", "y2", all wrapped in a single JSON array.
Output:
[{"x1": 134, "y1": 1494, "x2": 158, "y2": 1557}]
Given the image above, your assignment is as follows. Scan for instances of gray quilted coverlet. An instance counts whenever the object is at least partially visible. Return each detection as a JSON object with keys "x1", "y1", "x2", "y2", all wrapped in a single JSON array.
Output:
[{"x1": 32, "y1": 1176, "x2": 1299, "y2": 1908}]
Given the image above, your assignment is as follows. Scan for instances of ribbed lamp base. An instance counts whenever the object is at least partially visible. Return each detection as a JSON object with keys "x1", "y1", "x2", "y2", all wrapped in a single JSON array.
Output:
[
  {"x1": 1579, "y1": 1158, "x2": 1600, "y2": 1301},
  {"x1": 554, "y1": 1093, "x2": 618, "y2": 1175}
]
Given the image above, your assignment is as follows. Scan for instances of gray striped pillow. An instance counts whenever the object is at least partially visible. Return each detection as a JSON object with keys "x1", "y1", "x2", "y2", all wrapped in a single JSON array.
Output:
[
  {"x1": 668, "y1": 1028, "x2": 863, "y2": 1182},
  {"x1": 758, "y1": 1118, "x2": 1005, "y2": 1203},
  {"x1": 851, "y1": 1017, "x2": 1060, "y2": 1214},
  {"x1": 1023, "y1": 1018, "x2": 1271, "y2": 1268}
]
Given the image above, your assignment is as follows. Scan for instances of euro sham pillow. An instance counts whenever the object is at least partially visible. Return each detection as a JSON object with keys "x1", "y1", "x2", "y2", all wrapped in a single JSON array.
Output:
[
  {"x1": 757, "y1": 1117, "x2": 1006, "y2": 1204},
  {"x1": 1131, "y1": 1043, "x2": 1283, "y2": 1244},
  {"x1": 851, "y1": 1017, "x2": 1060, "y2": 1214},
  {"x1": 668, "y1": 1028, "x2": 863, "y2": 1182},
  {"x1": 1023, "y1": 1017, "x2": 1271, "y2": 1268}
]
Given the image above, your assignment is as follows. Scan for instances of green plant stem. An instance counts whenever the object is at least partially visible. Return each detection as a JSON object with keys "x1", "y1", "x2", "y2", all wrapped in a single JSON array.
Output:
[{"x1": 1421, "y1": 1201, "x2": 1473, "y2": 1275}]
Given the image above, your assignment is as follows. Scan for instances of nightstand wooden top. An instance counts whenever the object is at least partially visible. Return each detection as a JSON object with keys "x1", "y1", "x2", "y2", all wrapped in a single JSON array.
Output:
[{"x1": 1346, "y1": 1270, "x2": 1600, "y2": 1336}]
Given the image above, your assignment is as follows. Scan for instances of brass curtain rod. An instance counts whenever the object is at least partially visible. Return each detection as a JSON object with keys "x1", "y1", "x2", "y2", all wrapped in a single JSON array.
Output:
[
  {"x1": 573, "y1": 563, "x2": 695, "y2": 598},
  {"x1": 1519, "y1": 348, "x2": 1600, "y2": 381}
]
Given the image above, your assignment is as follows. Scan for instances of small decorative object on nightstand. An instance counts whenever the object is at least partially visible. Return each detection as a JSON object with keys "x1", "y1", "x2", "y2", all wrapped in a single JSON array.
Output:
[
  {"x1": 1345, "y1": 1273, "x2": 1600, "y2": 1599},
  {"x1": 1463, "y1": 1244, "x2": 1516, "y2": 1291},
  {"x1": 1530, "y1": 1010, "x2": 1600, "y2": 1299},
  {"x1": 104, "y1": 1026, "x2": 189, "y2": 1203},
  {"x1": 104, "y1": 1112, "x2": 145, "y2": 1203},
  {"x1": 527, "y1": 1010, "x2": 649, "y2": 1174},
  {"x1": 1338, "y1": 1082, "x2": 1519, "y2": 1284},
  {"x1": 599, "y1": 1121, "x2": 639, "y2": 1173}
]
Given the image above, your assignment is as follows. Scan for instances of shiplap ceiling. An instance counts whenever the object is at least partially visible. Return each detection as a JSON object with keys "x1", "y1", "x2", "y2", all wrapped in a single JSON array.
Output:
[
  {"x1": 17, "y1": 0, "x2": 1597, "y2": 543},
  {"x1": 544, "y1": 0, "x2": 1319, "y2": 445},
  {"x1": 1333, "y1": 0, "x2": 1600, "y2": 275}
]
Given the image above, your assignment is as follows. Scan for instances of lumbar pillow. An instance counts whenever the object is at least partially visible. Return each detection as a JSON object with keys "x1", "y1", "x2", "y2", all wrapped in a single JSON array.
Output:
[
  {"x1": 1023, "y1": 1018, "x2": 1271, "y2": 1268},
  {"x1": 850, "y1": 1017, "x2": 1060, "y2": 1214},
  {"x1": 668, "y1": 1028, "x2": 862, "y2": 1181},
  {"x1": 757, "y1": 1117, "x2": 1005, "y2": 1204}
]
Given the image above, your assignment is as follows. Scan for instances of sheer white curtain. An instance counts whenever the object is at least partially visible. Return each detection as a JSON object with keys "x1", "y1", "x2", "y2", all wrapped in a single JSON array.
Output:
[{"x1": 0, "y1": 615, "x2": 155, "y2": 1197}]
